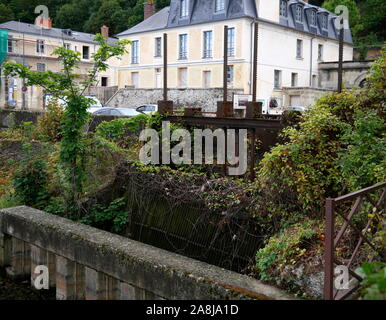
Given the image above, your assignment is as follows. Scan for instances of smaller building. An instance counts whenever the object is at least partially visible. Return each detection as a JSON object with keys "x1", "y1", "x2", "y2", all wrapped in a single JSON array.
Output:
[{"x1": 0, "y1": 18, "x2": 118, "y2": 110}]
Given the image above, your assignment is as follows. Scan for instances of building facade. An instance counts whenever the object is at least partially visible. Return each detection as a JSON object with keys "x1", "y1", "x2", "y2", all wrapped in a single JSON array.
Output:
[
  {"x1": 115, "y1": 0, "x2": 354, "y2": 109},
  {"x1": 0, "y1": 19, "x2": 117, "y2": 110}
]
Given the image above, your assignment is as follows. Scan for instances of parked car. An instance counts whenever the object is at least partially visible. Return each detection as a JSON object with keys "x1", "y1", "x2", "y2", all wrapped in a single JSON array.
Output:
[
  {"x1": 285, "y1": 106, "x2": 309, "y2": 112},
  {"x1": 136, "y1": 104, "x2": 158, "y2": 114},
  {"x1": 92, "y1": 107, "x2": 141, "y2": 116},
  {"x1": 45, "y1": 94, "x2": 103, "y2": 110}
]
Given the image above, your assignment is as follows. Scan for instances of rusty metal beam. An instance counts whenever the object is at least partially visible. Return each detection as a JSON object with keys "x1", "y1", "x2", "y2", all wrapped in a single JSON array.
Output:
[
  {"x1": 165, "y1": 116, "x2": 283, "y2": 129},
  {"x1": 324, "y1": 198, "x2": 335, "y2": 300},
  {"x1": 223, "y1": 25, "x2": 228, "y2": 103},
  {"x1": 252, "y1": 22, "x2": 258, "y2": 102},
  {"x1": 163, "y1": 33, "x2": 168, "y2": 101},
  {"x1": 337, "y1": 27, "x2": 344, "y2": 93}
]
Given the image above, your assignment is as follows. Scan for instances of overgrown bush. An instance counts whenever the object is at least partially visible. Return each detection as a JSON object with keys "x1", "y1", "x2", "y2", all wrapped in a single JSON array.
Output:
[
  {"x1": 358, "y1": 262, "x2": 386, "y2": 300},
  {"x1": 37, "y1": 100, "x2": 64, "y2": 142},
  {"x1": 80, "y1": 197, "x2": 128, "y2": 233},
  {"x1": 12, "y1": 143, "x2": 51, "y2": 208},
  {"x1": 96, "y1": 114, "x2": 148, "y2": 148},
  {"x1": 255, "y1": 220, "x2": 322, "y2": 284}
]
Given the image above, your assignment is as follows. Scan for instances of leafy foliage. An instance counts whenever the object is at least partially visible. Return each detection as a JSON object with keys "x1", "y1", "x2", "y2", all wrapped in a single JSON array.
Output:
[
  {"x1": 255, "y1": 220, "x2": 322, "y2": 283},
  {"x1": 358, "y1": 262, "x2": 386, "y2": 300},
  {"x1": 12, "y1": 143, "x2": 50, "y2": 208},
  {"x1": 80, "y1": 197, "x2": 129, "y2": 233},
  {"x1": 96, "y1": 114, "x2": 148, "y2": 148},
  {"x1": 37, "y1": 99, "x2": 64, "y2": 142}
]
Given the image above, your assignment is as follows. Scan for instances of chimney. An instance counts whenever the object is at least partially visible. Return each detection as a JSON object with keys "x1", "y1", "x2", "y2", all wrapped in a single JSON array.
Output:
[
  {"x1": 101, "y1": 25, "x2": 109, "y2": 39},
  {"x1": 35, "y1": 16, "x2": 53, "y2": 29},
  {"x1": 144, "y1": 0, "x2": 156, "y2": 20}
]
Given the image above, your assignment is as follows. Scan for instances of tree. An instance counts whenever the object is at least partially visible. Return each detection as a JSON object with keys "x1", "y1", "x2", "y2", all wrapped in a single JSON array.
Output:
[
  {"x1": 84, "y1": 0, "x2": 128, "y2": 35},
  {"x1": 55, "y1": 2, "x2": 89, "y2": 31},
  {"x1": 0, "y1": 4, "x2": 15, "y2": 23},
  {"x1": 322, "y1": 0, "x2": 363, "y2": 36},
  {"x1": 4, "y1": 35, "x2": 130, "y2": 214}
]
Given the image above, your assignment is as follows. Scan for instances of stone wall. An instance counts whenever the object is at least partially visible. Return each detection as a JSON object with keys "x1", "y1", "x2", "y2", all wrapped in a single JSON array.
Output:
[
  {"x1": 0, "y1": 109, "x2": 43, "y2": 128},
  {"x1": 107, "y1": 88, "x2": 244, "y2": 111},
  {"x1": 318, "y1": 61, "x2": 373, "y2": 90},
  {"x1": 0, "y1": 206, "x2": 293, "y2": 300}
]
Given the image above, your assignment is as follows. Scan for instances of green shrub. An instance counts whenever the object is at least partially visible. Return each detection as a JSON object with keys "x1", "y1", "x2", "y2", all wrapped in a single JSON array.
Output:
[
  {"x1": 338, "y1": 109, "x2": 386, "y2": 191},
  {"x1": 255, "y1": 220, "x2": 322, "y2": 284},
  {"x1": 12, "y1": 144, "x2": 50, "y2": 208},
  {"x1": 358, "y1": 262, "x2": 386, "y2": 300},
  {"x1": 80, "y1": 198, "x2": 128, "y2": 233},
  {"x1": 37, "y1": 100, "x2": 64, "y2": 142},
  {"x1": 0, "y1": 193, "x2": 21, "y2": 209}
]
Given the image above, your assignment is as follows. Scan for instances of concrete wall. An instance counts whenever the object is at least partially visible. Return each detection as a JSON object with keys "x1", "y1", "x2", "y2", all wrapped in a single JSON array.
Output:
[
  {"x1": 318, "y1": 60, "x2": 372, "y2": 90},
  {"x1": 0, "y1": 206, "x2": 293, "y2": 300},
  {"x1": 107, "y1": 87, "x2": 244, "y2": 111},
  {"x1": 0, "y1": 109, "x2": 43, "y2": 128}
]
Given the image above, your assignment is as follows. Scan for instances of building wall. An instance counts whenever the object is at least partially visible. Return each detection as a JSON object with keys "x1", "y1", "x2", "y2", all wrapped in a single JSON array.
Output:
[
  {"x1": 116, "y1": 15, "x2": 353, "y2": 108},
  {"x1": 257, "y1": 21, "x2": 353, "y2": 106},
  {"x1": 116, "y1": 18, "x2": 252, "y2": 92}
]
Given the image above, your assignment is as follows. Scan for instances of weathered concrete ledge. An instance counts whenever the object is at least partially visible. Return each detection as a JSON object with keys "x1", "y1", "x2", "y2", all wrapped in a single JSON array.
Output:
[{"x1": 0, "y1": 206, "x2": 294, "y2": 300}]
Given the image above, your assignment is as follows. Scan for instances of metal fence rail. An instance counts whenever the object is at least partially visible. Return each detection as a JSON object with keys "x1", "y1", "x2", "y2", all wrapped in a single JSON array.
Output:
[{"x1": 324, "y1": 182, "x2": 386, "y2": 300}]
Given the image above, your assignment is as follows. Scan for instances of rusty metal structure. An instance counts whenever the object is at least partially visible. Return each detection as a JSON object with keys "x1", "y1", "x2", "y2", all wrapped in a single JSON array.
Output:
[{"x1": 324, "y1": 182, "x2": 386, "y2": 300}]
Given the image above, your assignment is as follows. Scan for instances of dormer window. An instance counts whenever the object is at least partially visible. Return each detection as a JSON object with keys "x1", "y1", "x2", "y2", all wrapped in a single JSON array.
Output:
[
  {"x1": 215, "y1": 0, "x2": 225, "y2": 12},
  {"x1": 180, "y1": 0, "x2": 189, "y2": 18},
  {"x1": 321, "y1": 14, "x2": 328, "y2": 29},
  {"x1": 295, "y1": 5, "x2": 303, "y2": 22},
  {"x1": 280, "y1": 0, "x2": 288, "y2": 17},
  {"x1": 310, "y1": 10, "x2": 317, "y2": 26}
]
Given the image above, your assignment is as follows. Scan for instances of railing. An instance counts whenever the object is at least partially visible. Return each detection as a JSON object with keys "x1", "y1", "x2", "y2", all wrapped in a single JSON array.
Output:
[{"x1": 324, "y1": 182, "x2": 386, "y2": 300}]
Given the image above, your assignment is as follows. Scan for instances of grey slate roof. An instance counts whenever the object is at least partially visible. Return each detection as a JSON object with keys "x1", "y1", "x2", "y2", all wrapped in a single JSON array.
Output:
[
  {"x1": 117, "y1": 0, "x2": 352, "y2": 44},
  {"x1": 117, "y1": 7, "x2": 170, "y2": 37},
  {"x1": 0, "y1": 21, "x2": 117, "y2": 45}
]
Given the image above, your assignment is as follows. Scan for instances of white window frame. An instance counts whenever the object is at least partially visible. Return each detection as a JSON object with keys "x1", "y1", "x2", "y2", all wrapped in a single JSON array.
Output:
[
  {"x1": 280, "y1": 0, "x2": 287, "y2": 17},
  {"x1": 291, "y1": 73, "x2": 298, "y2": 87},
  {"x1": 310, "y1": 10, "x2": 317, "y2": 26},
  {"x1": 215, "y1": 0, "x2": 225, "y2": 13},
  {"x1": 7, "y1": 38, "x2": 13, "y2": 53},
  {"x1": 274, "y1": 70, "x2": 282, "y2": 89},
  {"x1": 227, "y1": 65, "x2": 234, "y2": 84},
  {"x1": 295, "y1": 5, "x2": 303, "y2": 22},
  {"x1": 321, "y1": 14, "x2": 328, "y2": 29},
  {"x1": 296, "y1": 39, "x2": 303, "y2": 59},
  {"x1": 179, "y1": 33, "x2": 188, "y2": 60},
  {"x1": 203, "y1": 30, "x2": 213, "y2": 59},
  {"x1": 64, "y1": 43, "x2": 71, "y2": 50},
  {"x1": 155, "y1": 37, "x2": 162, "y2": 57},
  {"x1": 132, "y1": 40, "x2": 139, "y2": 64},
  {"x1": 318, "y1": 44, "x2": 324, "y2": 61},
  {"x1": 82, "y1": 45, "x2": 90, "y2": 60},
  {"x1": 180, "y1": 0, "x2": 189, "y2": 18},
  {"x1": 36, "y1": 39, "x2": 45, "y2": 54},
  {"x1": 37, "y1": 63, "x2": 46, "y2": 72},
  {"x1": 227, "y1": 27, "x2": 235, "y2": 57}
]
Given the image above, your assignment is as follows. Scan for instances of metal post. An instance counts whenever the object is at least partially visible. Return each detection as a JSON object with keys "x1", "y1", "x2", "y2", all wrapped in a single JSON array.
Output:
[
  {"x1": 223, "y1": 25, "x2": 228, "y2": 103},
  {"x1": 324, "y1": 198, "x2": 335, "y2": 300},
  {"x1": 252, "y1": 23, "x2": 258, "y2": 102},
  {"x1": 249, "y1": 129, "x2": 256, "y2": 181},
  {"x1": 163, "y1": 33, "x2": 168, "y2": 101},
  {"x1": 337, "y1": 27, "x2": 344, "y2": 93}
]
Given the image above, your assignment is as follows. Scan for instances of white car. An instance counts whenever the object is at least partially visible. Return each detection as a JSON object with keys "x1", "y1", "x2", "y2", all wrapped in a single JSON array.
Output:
[{"x1": 45, "y1": 94, "x2": 103, "y2": 111}]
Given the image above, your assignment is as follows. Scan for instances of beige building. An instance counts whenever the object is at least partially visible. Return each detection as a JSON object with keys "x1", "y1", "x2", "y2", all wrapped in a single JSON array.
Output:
[
  {"x1": 0, "y1": 18, "x2": 117, "y2": 110},
  {"x1": 115, "y1": 0, "x2": 354, "y2": 111}
]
